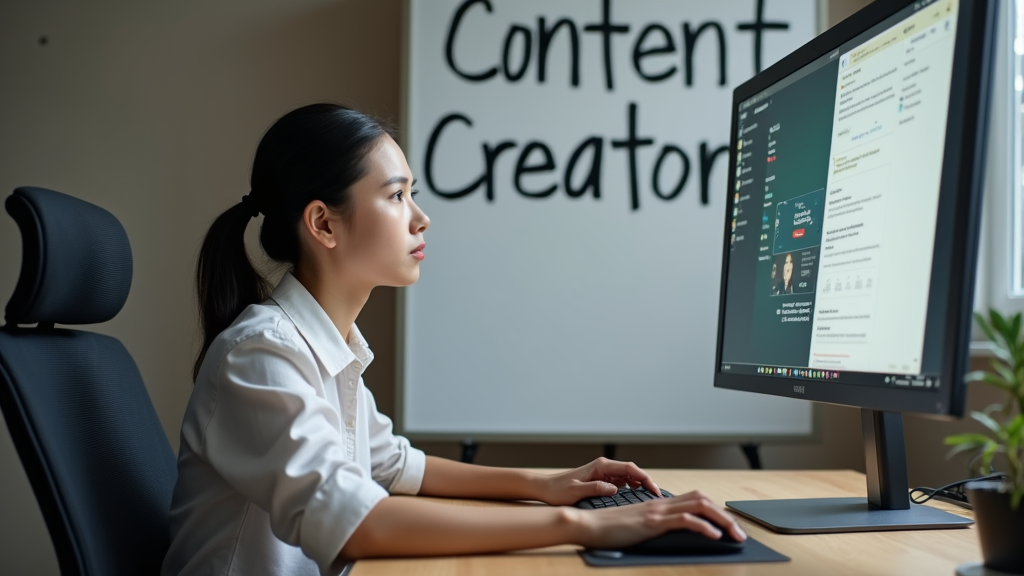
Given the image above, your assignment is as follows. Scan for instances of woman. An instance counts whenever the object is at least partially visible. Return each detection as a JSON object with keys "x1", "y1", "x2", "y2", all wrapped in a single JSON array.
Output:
[
  {"x1": 163, "y1": 104, "x2": 745, "y2": 576},
  {"x1": 778, "y1": 253, "x2": 795, "y2": 294}
]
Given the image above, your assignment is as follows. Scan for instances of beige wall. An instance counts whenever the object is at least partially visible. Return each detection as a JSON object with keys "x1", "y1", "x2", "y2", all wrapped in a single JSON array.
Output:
[
  {"x1": 0, "y1": 0, "x2": 995, "y2": 574},
  {"x1": 0, "y1": 1, "x2": 404, "y2": 573}
]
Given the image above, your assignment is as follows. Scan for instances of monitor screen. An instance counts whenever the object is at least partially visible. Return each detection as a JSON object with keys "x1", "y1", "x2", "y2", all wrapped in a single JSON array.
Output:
[{"x1": 715, "y1": 0, "x2": 988, "y2": 416}]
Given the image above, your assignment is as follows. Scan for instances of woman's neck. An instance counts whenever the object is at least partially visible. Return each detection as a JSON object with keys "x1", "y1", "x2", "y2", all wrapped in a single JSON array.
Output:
[{"x1": 292, "y1": 267, "x2": 371, "y2": 342}]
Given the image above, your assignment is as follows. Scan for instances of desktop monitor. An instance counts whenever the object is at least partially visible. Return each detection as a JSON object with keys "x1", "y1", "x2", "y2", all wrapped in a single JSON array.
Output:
[{"x1": 714, "y1": 0, "x2": 996, "y2": 533}]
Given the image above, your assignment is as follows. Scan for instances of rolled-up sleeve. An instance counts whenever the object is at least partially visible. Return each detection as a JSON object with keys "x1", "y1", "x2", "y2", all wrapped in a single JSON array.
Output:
[
  {"x1": 365, "y1": 389, "x2": 426, "y2": 495},
  {"x1": 200, "y1": 324, "x2": 387, "y2": 573}
]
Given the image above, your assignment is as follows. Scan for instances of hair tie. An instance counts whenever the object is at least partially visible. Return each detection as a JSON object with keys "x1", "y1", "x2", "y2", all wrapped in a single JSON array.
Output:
[{"x1": 240, "y1": 193, "x2": 260, "y2": 218}]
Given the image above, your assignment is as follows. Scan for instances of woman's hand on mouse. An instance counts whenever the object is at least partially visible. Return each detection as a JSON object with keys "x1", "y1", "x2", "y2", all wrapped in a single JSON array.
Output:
[
  {"x1": 534, "y1": 457, "x2": 662, "y2": 506},
  {"x1": 568, "y1": 490, "x2": 748, "y2": 550}
]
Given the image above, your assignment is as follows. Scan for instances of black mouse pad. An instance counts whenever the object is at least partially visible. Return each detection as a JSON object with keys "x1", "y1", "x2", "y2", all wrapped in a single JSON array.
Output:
[{"x1": 578, "y1": 536, "x2": 789, "y2": 567}]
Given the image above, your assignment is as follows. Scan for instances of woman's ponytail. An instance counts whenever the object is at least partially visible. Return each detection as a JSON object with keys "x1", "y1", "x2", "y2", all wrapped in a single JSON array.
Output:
[{"x1": 193, "y1": 200, "x2": 272, "y2": 381}]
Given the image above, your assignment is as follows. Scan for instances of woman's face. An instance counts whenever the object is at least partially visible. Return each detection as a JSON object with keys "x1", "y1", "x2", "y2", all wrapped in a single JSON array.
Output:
[
  {"x1": 332, "y1": 135, "x2": 430, "y2": 288},
  {"x1": 783, "y1": 254, "x2": 794, "y2": 283}
]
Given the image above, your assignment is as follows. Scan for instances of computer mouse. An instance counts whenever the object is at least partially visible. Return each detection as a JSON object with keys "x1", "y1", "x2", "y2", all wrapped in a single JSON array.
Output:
[{"x1": 619, "y1": 526, "x2": 745, "y2": 555}]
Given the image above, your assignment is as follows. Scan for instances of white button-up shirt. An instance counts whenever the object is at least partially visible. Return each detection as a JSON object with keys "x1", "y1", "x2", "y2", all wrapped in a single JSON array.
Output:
[{"x1": 163, "y1": 273, "x2": 426, "y2": 576}]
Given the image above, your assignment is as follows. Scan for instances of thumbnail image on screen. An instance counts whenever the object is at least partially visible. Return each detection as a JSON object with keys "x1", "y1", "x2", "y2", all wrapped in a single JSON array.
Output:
[
  {"x1": 774, "y1": 188, "x2": 825, "y2": 254},
  {"x1": 770, "y1": 249, "x2": 819, "y2": 296}
]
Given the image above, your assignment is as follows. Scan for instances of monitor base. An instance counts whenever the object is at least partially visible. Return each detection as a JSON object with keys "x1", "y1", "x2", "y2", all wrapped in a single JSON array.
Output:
[
  {"x1": 726, "y1": 497, "x2": 974, "y2": 534},
  {"x1": 956, "y1": 561, "x2": 1019, "y2": 576}
]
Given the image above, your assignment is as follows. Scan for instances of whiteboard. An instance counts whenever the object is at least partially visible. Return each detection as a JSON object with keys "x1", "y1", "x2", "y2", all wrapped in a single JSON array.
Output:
[{"x1": 400, "y1": 0, "x2": 819, "y2": 440}]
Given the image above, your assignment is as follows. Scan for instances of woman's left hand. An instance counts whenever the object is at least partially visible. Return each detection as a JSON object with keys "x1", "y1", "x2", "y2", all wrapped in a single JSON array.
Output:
[{"x1": 535, "y1": 457, "x2": 663, "y2": 506}]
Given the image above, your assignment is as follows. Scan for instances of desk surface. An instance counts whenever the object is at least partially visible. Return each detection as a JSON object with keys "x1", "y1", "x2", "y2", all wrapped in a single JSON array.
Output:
[{"x1": 351, "y1": 469, "x2": 980, "y2": 576}]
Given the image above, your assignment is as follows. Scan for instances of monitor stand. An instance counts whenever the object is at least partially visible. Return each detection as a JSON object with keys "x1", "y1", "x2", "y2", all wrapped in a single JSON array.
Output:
[{"x1": 726, "y1": 409, "x2": 974, "y2": 533}]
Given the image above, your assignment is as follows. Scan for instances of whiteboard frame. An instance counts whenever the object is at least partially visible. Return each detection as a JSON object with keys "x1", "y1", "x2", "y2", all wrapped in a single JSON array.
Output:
[{"x1": 395, "y1": 0, "x2": 827, "y2": 444}]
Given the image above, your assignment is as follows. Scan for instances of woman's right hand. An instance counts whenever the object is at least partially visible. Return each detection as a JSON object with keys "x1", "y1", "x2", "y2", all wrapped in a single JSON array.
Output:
[{"x1": 570, "y1": 490, "x2": 747, "y2": 550}]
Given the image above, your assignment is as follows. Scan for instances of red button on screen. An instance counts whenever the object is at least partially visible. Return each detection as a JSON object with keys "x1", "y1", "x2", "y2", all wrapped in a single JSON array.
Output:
[{"x1": 792, "y1": 229, "x2": 805, "y2": 238}]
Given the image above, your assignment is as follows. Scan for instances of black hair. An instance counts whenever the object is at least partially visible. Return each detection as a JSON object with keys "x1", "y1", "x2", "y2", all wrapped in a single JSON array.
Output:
[{"x1": 193, "y1": 103, "x2": 394, "y2": 380}]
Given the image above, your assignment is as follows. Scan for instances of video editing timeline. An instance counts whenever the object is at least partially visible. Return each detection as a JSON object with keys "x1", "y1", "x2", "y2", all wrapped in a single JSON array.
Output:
[{"x1": 721, "y1": 0, "x2": 957, "y2": 391}]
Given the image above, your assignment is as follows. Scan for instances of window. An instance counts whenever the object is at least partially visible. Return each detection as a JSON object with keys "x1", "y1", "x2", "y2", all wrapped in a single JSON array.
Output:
[
  {"x1": 1012, "y1": 0, "x2": 1024, "y2": 296},
  {"x1": 977, "y1": 0, "x2": 1022, "y2": 327}
]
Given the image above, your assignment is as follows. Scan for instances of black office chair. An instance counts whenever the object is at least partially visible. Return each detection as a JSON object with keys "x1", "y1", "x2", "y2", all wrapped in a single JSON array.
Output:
[{"x1": 0, "y1": 187, "x2": 176, "y2": 576}]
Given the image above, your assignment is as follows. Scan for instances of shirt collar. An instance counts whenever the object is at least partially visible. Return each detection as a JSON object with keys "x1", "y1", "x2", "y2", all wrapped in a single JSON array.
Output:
[{"x1": 269, "y1": 272, "x2": 373, "y2": 377}]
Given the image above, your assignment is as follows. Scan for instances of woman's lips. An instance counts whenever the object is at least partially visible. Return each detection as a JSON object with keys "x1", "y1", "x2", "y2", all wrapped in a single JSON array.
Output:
[{"x1": 411, "y1": 243, "x2": 426, "y2": 261}]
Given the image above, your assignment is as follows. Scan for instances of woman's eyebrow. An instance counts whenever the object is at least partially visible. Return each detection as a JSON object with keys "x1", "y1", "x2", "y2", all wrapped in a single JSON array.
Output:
[{"x1": 381, "y1": 176, "x2": 416, "y2": 187}]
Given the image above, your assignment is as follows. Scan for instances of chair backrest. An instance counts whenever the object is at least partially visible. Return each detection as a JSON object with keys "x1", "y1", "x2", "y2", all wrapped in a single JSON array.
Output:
[{"x1": 0, "y1": 187, "x2": 176, "y2": 576}]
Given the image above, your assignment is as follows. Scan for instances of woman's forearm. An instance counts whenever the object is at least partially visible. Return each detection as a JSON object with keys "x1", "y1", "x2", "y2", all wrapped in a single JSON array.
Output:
[
  {"x1": 340, "y1": 496, "x2": 579, "y2": 559},
  {"x1": 339, "y1": 484, "x2": 749, "y2": 561},
  {"x1": 418, "y1": 455, "x2": 548, "y2": 501}
]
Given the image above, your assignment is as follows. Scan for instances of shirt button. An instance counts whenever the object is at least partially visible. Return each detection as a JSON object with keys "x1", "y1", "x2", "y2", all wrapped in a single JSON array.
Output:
[{"x1": 346, "y1": 418, "x2": 355, "y2": 428}]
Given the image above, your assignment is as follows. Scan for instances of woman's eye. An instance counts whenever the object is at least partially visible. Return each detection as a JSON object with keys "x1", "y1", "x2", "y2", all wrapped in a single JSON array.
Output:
[
  {"x1": 393, "y1": 190, "x2": 404, "y2": 201},
  {"x1": 411, "y1": 189, "x2": 419, "y2": 199}
]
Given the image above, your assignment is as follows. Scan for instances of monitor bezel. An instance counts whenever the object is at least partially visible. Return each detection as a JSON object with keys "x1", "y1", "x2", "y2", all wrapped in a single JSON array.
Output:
[{"x1": 713, "y1": 0, "x2": 997, "y2": 418}]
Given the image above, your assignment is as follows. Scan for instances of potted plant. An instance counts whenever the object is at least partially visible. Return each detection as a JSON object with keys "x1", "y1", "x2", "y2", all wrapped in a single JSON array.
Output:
[{"x1": 945, "y1": 310, "x2": 1024, "y2": 574}]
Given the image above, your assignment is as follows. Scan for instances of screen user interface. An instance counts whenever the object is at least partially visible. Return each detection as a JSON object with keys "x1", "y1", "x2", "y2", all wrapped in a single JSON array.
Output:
[{"x1": 720, "y1": 0, "x2": 959, "y2": 391}]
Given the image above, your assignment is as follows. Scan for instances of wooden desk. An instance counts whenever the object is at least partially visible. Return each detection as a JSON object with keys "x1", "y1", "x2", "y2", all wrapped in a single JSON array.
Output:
[{"x1": 351, "y1": 469, "x2": 981, "y2": 576}]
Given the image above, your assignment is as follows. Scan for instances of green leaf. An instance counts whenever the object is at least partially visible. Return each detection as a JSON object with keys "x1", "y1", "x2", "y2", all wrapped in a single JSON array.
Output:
[
  {"x1": 971, "y1": 411, "x2": 1004, "y2": 437},
  {"x1": 945, "y1": 432, "x2": 992, "y2": 446},
  {"x1": 979, "y1": 372, "x2": 1015, "y2": 392},
  {"x1": 991, "y1": 309, "x2": 1011, "y2": 341},
  {"x1": 966, "y1": 370, "x2": 989, "y2": 383},
  {"x1": 1006, "y1": 415, "x2": 1024, "y2": 444},
  {"x1": 946, "y1": 441, "x2": 983, "y2": 460},
  {"x1": 996, "y1": 316, "x2": 1019, "y2": 357},
  {"x1": 991, "y1": 309, "x2": 1010, "y2": 330},
  {"x1": 985, "y1": 345, "x2": 1015, "y2": 365},
  {"x1": 981, "y1": 441, "x2": 1000, "y2": 472},
  {"x1": 981, "y1": 403, "x2": 1005, "y2": 415},
  {"x1": 1008, "y1": 434, "x2": 1021, "y2": 453},
  {"x1": 976, "y1": 312, "x2": 999, "y2": 344},
  {"x1": 993, "y1": 363, "x2": 1018, "y2": 387},
  {"x1": 1012, "y1": 488, "x2": 1023, "y2": 511}
]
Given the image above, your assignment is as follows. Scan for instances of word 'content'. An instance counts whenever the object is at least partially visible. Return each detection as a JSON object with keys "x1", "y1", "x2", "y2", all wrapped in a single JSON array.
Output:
[{"x1": 445, "y1": 0, "x2": 790, "y2": 89}]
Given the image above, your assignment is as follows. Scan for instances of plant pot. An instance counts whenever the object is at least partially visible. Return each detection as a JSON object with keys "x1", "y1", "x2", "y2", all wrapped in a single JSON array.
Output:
[{"x1": 966, "y1": 481, "x2": 1024, "y2": 575}]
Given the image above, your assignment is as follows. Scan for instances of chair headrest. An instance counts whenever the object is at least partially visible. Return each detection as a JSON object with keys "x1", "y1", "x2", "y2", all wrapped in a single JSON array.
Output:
[{"x1": 5, "y1": 187, "x2": 133, "y2": 325}]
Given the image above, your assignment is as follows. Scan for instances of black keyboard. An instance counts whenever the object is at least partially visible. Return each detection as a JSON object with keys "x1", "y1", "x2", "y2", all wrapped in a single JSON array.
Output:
[{"x1": 574, "y1": 486, "x2": 674, "y2": 509}]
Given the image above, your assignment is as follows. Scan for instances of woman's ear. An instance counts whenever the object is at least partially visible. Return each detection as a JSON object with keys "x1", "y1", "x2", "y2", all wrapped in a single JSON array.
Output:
[{"x1": 301, "y1": 200, "x2": 340, "y2": 249}]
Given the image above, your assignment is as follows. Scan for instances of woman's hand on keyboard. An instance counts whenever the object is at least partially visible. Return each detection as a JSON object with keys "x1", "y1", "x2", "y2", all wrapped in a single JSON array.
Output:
[
  {"x1": 535, "y1": 457, "x2": 662, "y2": 506},
  {"x1": 571, "y1": 490, "x2": 748, "y2": 549}
]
